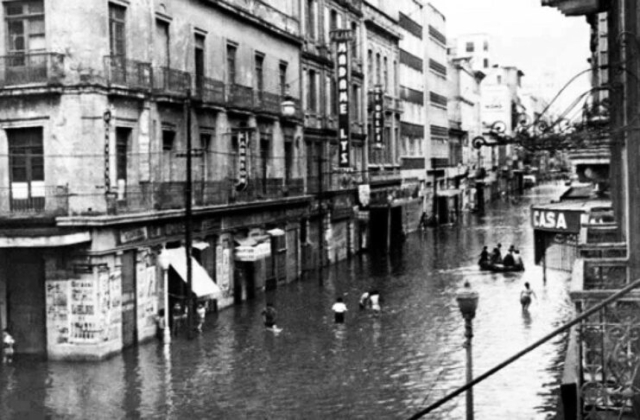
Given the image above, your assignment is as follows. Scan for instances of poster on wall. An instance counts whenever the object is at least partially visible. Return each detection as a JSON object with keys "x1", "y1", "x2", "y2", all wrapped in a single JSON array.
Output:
[
  {"x1": 69, "y1": 278, "x2": 99, "y2": 344},
  {"x1": 136, "y1": 257, "x2": 157, "y2": 340},
  {"x1": 46, "y1": 280, "x2": 70, "y2": 345},
  {"x1": 109, "y1": 270, "x2": 122, "y2": 342}
]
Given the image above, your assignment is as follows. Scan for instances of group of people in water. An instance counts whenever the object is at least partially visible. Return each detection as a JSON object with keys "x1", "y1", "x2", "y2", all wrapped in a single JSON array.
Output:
[{"x1": 479, "y1": 243, "x2": 525, "y2": 270}]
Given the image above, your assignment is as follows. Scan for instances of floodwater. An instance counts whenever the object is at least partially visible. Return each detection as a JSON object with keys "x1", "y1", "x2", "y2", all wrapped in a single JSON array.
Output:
[{"x1": 0, "y1": 184, "x2": 575, "y2": 420}]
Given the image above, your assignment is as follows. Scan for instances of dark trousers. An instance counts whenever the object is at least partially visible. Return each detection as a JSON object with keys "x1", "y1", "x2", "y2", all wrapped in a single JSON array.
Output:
[{"x1": 334, "y1": 312, "x2": 345, "y2": 323}]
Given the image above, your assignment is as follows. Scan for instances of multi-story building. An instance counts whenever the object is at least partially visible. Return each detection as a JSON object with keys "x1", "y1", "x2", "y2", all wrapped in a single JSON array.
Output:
[
  {"x1": 450, "y1": 33, "x2": 494, "y2": 73},
  {"x1": 301, "y1": 0, "x2": 366, "y2": 265},
  {"x1": 362, "y1": 1, "x2": 410, "y2": 246},
  {"x1": 448, "y1": 57, "x2": 484, "y2": 212},
  {"x1": 480, "y1": 65, "x2": 525, "y2": 198},
  {"x1": 0, "y1": 0, "x2": 307, "y2": 360}
]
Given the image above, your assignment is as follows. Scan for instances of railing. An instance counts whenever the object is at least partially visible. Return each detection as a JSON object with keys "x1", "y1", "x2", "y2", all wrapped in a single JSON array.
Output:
[
  {"x1": 228, "y1": 84, "x2": 254, "y2": 109},
  {"x1": 194, "y1": 76, "x2": 226, "y2": 106},
  {"x1": 407, "y1": 278, "x2": 640, "y2": 420},
  {"x1": 584, "y1": 259, "x2": 628, "y2": 290},
  {"x1": 256, "y1": 90, "x2": 281, "y2": 112},
  {"x1": 0, "y1": 52, "x2": 64, "y2": 88},
  {"x1": 153, "y1": 67, "x2": 191, "y2": 97},
  {"x1": 104, "y1": 56, "x2": 152, "y2": 90},
  {"x1": 0, "y1": 185, "x2": 69, "y2": 216}
]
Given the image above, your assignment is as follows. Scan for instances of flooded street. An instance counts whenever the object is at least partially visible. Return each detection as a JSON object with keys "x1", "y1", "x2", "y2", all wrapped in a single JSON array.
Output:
[{"x1": 0, "y1": 184, "x2": 575, "y2": 420}]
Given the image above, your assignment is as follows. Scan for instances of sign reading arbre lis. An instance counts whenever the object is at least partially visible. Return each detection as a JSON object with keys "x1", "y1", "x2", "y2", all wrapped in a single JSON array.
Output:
[{"x1": 531, "y1": 208, "x2": 581, "y2": 233}]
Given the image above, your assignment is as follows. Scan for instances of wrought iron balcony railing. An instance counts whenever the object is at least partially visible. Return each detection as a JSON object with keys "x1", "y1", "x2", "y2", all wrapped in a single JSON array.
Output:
[
  {"x1": 0, "y1": 185, "x2": 69, "y2": 216},
  {"x1": 104, "y1": 56, "x2": 152, "y2": 90},
  {"x1": 0, "y1": 52, "x2": 64, "y2": 88},
  {"x1": 255, "y1": 90, "x2": 281, "y2": 113},
  {"x1": 193, "y1": 76, "x2": 226, "y2": 106},
  {"x1": 153, "y1": 67, "x2": 191, "y2": 97},
  {"x1": 228, "y1": 83, "x2": 254, "y2": 109}
]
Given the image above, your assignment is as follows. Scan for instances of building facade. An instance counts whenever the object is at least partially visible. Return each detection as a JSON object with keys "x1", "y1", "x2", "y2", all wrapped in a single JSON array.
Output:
[{"x1": 0, "y1": 0, "x2": 308, "y2": 360}]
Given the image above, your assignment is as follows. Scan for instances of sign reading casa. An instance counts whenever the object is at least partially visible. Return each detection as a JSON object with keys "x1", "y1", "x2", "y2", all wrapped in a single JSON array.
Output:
[{"x1": 531, "y1": 208, "x2": 581, "y2": 233}]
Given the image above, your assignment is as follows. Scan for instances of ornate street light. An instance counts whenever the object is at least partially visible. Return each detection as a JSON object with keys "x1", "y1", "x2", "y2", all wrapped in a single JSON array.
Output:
[
  {"x1": 281, "y1": 84, "x2": 296, "y2": 117},
  {"x1": 157, "y1": 248, "x2": 172, "y2": 345},
  {"x1": 456, "y1": 281, "x2": 479, "y2": 420}
]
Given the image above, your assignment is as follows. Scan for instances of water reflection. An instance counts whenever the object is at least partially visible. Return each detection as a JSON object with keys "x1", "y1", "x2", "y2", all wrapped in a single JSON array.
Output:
[{"x1": 0, "y1": 185, "x2": 574, "y2": 419}]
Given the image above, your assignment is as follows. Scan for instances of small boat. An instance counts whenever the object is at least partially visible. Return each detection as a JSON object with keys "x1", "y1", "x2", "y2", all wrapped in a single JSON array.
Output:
[{"x1": 479, "y1": 261, "x2": 525, "y2": 272}]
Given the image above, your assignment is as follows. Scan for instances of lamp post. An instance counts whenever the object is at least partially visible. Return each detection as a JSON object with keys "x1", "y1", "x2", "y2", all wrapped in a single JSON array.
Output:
[
  {"x1": 157, "y1": 248, "x2": 171, "y2": 345},
  {"x1": 456, "y1": 281, "x2": 479, "y2": 420}
]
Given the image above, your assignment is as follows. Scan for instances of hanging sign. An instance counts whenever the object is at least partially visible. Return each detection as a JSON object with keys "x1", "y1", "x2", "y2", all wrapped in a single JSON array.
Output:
[
  {"x1": 531, "y1": 208, "x2": 581, "y2": 233},
  {"x1": 331, "y1": 29, "x2": 353, "y2": 168},
  {"x1": 103, "y1": 109, "x2": 112, "y2": 193},
  {"x1": 236, "y1": 130, "x2": 249, "y2": 192},
  {"x1": 373, "y1": 84, "x2": 384, "y2": 149}
]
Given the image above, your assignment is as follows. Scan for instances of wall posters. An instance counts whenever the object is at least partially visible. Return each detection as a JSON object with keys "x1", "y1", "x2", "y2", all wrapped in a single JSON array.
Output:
[
  {"x1": 331, "y1": 29, "x2": 353, "y2": 168},
  {"x1": 46, "y1": 280, "x2": 70, "y2": 345},
  {"x1": 136, "y1": 249, "x2": 158, "y2": 341}
]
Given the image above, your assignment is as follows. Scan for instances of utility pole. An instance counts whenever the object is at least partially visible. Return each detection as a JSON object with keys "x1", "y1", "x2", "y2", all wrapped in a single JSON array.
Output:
[
  {"x1": 184, "y1": 89, "x2": 194, "y2": 339},
  {"x1": 432, "y1": 158, "x2": 438, "y2": 224}
]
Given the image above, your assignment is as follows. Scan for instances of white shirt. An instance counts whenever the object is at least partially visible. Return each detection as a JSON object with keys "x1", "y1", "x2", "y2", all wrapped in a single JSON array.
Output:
[{"x1": 332, "y1": 302, "x2": 348, "y2": 313}]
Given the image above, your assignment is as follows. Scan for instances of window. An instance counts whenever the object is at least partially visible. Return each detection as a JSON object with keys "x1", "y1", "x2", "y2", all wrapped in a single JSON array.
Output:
[
  {"x1": 162, "y1": 130, "x2": 175, "y2": 151},
  {"x1": 259, "y1": 137, "x2": 269, "y2": 192},
  {"x1": 306, "y1": 69, "x2": 317, "y2": 112},
  {"x1": 5, "y1": 1, "x2": 45, "y2": 54},
  {"x1": 155, "y1": 19, "x2": 170, "y2": 67},
  {"x1": 465, "y1": 42, "x2": 474, "y2": 53},
  {"x1": 109, "y1": 3, "x2": 126, "y2": 56},
  {"x1": 376, "y1": 53, "x2": 381, "y2": 85},
  {"x1": 116, "y1": 127, "x2": 131, "y2": 182},
  {"x1": 483, "y1": 58, "x2": 488, "y2": 68},
  {"x1": 255, "y1": 53, "x2": 264, "y2": 97},
  {"x1": 8, "y1": 127, "x2": 44, "y2": 209},
  {"x1": 306, "y1": 0, "x2": 316, "y2": 39},
  {"x1": 383, "y1": 57, "x2": 388, "y2": 91},
  {"x1": 497, "y1": 75, "x2": 502, "y2": 84},
  {"x1": 352, "y1": 84, "x2": 359, "y2": 121},
  {"x1": 194, "y1": 34, "x2": 205, "y2": 85},
  {"x1": 227, "y1": 43, "x2": 237, "y2": 84},
  {"x1": 330, "y1": 9, "x2": 338, "y2": 32},
  {"x1": 200, "y1": 133, "x2": 212, "y2": 178},
  {"x1": 279, "y1": 61, "x2": 288, "y2": 96},
  {"x1": 284, "y1": 141, "x2": 293, "y2": 183},
  {"x1": 483, "y1": 40, "x2": 489, "y2": 51},
  {"x1": 367, "y1": 49, "x2": 373, "y2": 80},
  {"x1": 393, "y1": 60, "x2": 398, "y2": 95},
  {"x1": 351, "y1": 21, "x2": 358, "y2": 58},
  {"x1": 325, "y1": 74, "x2": 332, "y2": 115}
]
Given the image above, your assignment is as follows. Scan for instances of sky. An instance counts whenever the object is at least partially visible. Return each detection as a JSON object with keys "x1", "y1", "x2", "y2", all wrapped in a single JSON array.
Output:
[{"x1": 431, "y1": 0, "x2": 592, "y2": 113}]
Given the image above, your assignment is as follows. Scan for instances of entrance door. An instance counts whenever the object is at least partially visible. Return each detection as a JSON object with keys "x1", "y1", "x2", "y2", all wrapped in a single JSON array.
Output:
[
  {"x1": 121, "y1": 250, "x2": 137, "y2": 348},
  {"x1": 7, "y1": 250, "x2": 46, "y2": 355}
]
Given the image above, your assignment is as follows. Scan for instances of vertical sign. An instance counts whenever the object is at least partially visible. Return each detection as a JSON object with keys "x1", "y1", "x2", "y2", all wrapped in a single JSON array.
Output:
[
  {"x1": 331, "y1": 29, "x2": 353, "y2": 168},
  {"x1": 373, "y1": 84, "x2": 384, "y2": 149},
  {"x1": 236, "y1": 129, "x2": 249, "y2": 192},
  {"x1": 103, "y1": 109, "x2": 112, "y2": 193}
]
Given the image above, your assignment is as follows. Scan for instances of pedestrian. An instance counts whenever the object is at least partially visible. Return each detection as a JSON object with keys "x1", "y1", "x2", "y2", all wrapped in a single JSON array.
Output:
[
  {"x1": 171, "y1": 302, "x2": 184, "y2": 337},
  {"x1": 478, "y1": 246, "x2": 489, "y2": 268},
  {"x1": 332, "y1": 297, "x2": 348, "y2": 324},
  {"x1": 513, "y1": 249, "x2": 524, "y2": 270},
  {"x1": 195, "y1": 303, "x2": 206, "y2": 333},
  {"x1": 520, "y1": 282, "x2": 536, "y2": 311},
  {"x1": 418, "y1": 212, "x2": 427, "y2": 230},
  {"x1": 155, "y1": 309, "x2": 166, "y2": 340},
  {"x1": 503, "y1": 249, "x2": 515, "y2": 267},
  {"x1": 369, "y1": 290, "x2": 381, "y2": 314},
  {"x1": 262, "y1": 303, "x2": 278, "y2": 330},
  {"x1": 3, "y1": 329, "x2": 15, "y2": 364},
  {"x1": 359, "y1": 291, "x2": 370, "y2": 309},
  {"x1": 491, "y1": 243, "x2": 503, "y2": 265}
]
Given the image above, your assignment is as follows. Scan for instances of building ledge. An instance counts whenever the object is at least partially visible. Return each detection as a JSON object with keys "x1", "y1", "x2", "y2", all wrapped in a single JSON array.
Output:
[
  {"x1": 0, "y1": 229, "x2": 90, "y2": 248},
  {"x1": 56, "y1": 195, "x2": 314, "y2": 227}
]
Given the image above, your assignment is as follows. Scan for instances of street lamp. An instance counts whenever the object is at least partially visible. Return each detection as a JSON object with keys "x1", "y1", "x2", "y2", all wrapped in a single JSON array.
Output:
[
  {"x1": 281, "y1": 84, "x2": 296, "y2": 117},
  {"x1": 157, "y1": 248, "x2": 172, "y2": 345},
  {"x1": 456, "y1": 280, "x2": 479, "y2": 420}
]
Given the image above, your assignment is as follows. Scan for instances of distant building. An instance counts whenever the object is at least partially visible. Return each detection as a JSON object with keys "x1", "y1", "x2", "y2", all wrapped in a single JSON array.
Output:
[{"x1": 450, "y1": 33, "x2": 494, "y2": 72}]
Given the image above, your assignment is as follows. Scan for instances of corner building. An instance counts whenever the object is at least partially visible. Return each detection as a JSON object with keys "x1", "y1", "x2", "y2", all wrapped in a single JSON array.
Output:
[{"x1": 0, "y1": 0, "x2": 307, "y2": 360}]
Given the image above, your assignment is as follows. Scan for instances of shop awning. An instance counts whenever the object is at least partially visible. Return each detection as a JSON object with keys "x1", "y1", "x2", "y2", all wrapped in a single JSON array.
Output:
[
  {"x1": 267, "y1": 228, "x2": 286, "y2": 236},
  {"x1": 436, "y1": 189, "x2": 462, "y2": 197},
  {"x1": 192, "y1": 240, "x2": 210, "y2": 250},
  {"x1": 163, "y1": 248, "x2": 222, "y2": 299}
]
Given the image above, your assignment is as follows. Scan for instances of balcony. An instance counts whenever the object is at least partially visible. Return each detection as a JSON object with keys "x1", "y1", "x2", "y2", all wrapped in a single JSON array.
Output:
[
  {"x1": 193, "y1": 76, "x2": 226, "y2": 106},
  {"x1": 0, "y1": 52, "x2": 64, "y2": 88},
  {"x1": 228, "y1": 83, "x2": 254, "y2": 109},
  {"x1": 255, "y1": 90, "x2": 281, "y2": 114},
  {"x1": 0, "y1": 185, "x2": 69, "y2": 218},
  {"x1": 541, "y1": 0, "x2": 609, "y2": 16},
  {"x1": 306, "y1": 172, "x2": 364, "y2": 194},
  {"x1": 104, "y1": 56, "x2": 152, "y2": 91},
  {"x1": 153, "y1": 67, "x2": 191, "y2": 98}
]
